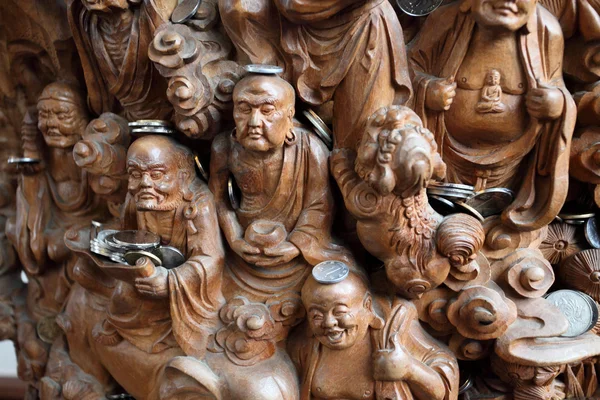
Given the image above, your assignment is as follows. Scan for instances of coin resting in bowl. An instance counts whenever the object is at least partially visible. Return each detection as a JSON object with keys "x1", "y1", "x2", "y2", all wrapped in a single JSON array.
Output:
[{"x1": 244, "y1": 220, "x2": 287, "y2": 250}]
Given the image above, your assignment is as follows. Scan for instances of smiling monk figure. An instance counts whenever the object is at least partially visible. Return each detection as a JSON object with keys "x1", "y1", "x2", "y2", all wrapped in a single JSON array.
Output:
[{"x1": 288, "y1": 271, "x2": 458, "y2": 400}]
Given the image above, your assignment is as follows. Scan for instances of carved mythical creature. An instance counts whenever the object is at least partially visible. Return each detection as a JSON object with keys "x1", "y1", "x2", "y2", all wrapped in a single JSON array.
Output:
[{"x1": 331, "y1": 106, "x2": 485, "y2": 298}]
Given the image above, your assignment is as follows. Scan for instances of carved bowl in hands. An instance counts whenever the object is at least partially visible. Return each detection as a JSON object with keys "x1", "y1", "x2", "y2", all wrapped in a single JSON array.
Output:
[{"x1": 244, "y1": 220, "x2": 287, "y2": 250}]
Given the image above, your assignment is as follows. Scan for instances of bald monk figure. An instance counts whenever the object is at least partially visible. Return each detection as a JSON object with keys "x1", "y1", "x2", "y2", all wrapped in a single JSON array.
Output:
[
  {"x1": 288, "y1": 270, "x2": 459, "y2": 400},
  {"x1": 210, "y1": 73, "x2": 354, "y2": 303}
]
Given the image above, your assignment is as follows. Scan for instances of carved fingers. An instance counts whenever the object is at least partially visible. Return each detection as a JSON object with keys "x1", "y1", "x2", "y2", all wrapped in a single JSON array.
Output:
[
  {"x1": 257, "y1": 241, "x2": 301, "y2": 267},
  {"x1": 426, "y1": 76, "x2": 457, "y2": 111},
  {"x1": 526, "y1": 86, "x2": 564, "y2": 120},
  {"x1": 134, "y1": 266, "x2": 169, "y2": 299},
  {"x1": 372, "y1": 333, "x2": 414, "y2": 381}
]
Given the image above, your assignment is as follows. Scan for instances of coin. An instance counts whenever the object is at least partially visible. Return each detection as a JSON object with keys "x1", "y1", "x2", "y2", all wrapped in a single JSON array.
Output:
[
  {"x1": 151, "y1": 246, "x2": 185, "y2": 269},
  {"x1": 428, "y1": 195, "x2": 457, "y2": 216},
  {"x1": 565, "y1": 219, "x2": 586, "y2": 226},
  {"x1": 171, "y1": 0, "x2": 201, "y2": 23},
  {"x1": 7, "y1": 157, "x2": 41, "y2": 165},
  {"x1": 585, "y1": 217, "x2": 600, "y2": 249},
  {"x1": 458, "y1": 374, "x2": 474, "y2": 395},
  {"x1": 130, "y1": 127, "x2": 176, "y2": 136},
  {"x1": 124, "y1": 250, "x2": 163, "y2": 267},
  {"x1": 312, "y1": 261, "x2": 350, "y2": 284},
  {"x1": 228, "y1": 176, "x2": 240, "y2": 210},
  {"x1": 128, "y1": 120, "x2": 173, "y2": 127},
  {"x1": 465, "y1": 188, "x2": 514, "y2": 217},
  {"x1": 194, "y1": 155, "x2": 209, "y2": 181},
  {"x1": 428, "y1": 181, "x2": 475, "y2": 191},
  {"x1": 396, "y1": 0, "x2": 444, "y2": 16},
  {"x1": 303, "y1": 110, "x2": 333, "y2": 150},
  {"x1": 111, "y1": 230, "x2": 161, "y2": 250},
  {"x1": 545, "y1": 290, "x2": 599, "y2": 337},
  {"x1": 454, "y1": 201, "x2": 485, "y2": 222},
  {"x1": 426, "y1": 188, "x2": 473, "y2": 200},
  {"x1": 243, "y1": 64, "x2": 284, "y2": 75},
  {"x1": 36, "y1": 315, "x2": 61, "y2": 344},
  {"x1": 559, "y1": 212, "x2": 596, "y2": 220}
]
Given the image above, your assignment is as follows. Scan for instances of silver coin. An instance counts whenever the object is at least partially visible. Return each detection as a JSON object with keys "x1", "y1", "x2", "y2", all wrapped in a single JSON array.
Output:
[
  {"x1": 312, "y1": 261, "x2": 350, "y2": 284},
  {"x1": 559, "y1": 212, "x2": 596, "y2": 220},
  {"x1": 458, "y1": 374, "x2": 474, "y2": 395},
  {"x1": 228, "y1": 176, "x2": 240, "y2": 210},
  {"x1": 243, "y1": 64, "x2": 284, "y2": 75},
  {"x1": 565, "y1": 219, "x2": 586, "y2": 226},
  {"x1": 465, "y1": 188, "x2": 514, "y2": 217},
  {"x1": 426, "y1": 187, "x2": 473, "y2": 200},
  {"x1": 124, "y1": 250, "x2": 163, "y2": 267},
  {"x1": 111, "y1": 230, "x2": 161, "y2": 250},
  {"x1": 454, "y1": 201, "x2": 485, "y2": 222},
  {"x1": 128, "y1": 120, "x2": 173, "y2": 127},
  {"x1": 585, "y1": 217, "x2": 600, "y2": 249},
  {"x1": 7, "y1": 157, "x2": 41, "y2": 165},
  {"x1": 428, "y1": 195, "x2": 456, "y2": 216},
  {"x1": 130, "y1": 127, "x2": 176, "y2": 136},
  {"x1": 96, "y1": 229, "x2": 119, "y2": 243},
  {"x1": 303, "y1": 110, "x2": 333, "y2": 150},
  {"x1": 151, "y1": 246, "x2": 185, "y2": 269},
  {"x1": 171, "y1": 0, "x2": 202, "y2": 23},
  {"x1": 545, "y1": 290, "x2": 599, "y2": 337},
  {"x1": 194, "y1": 155, "x2": 209, "y2": 182},
  {"x1": 396, "y1": 0, "x2": 444, "y2": 16},
  {"x1": 428, "y1": 181, "x2": 474, "y2": 191}
]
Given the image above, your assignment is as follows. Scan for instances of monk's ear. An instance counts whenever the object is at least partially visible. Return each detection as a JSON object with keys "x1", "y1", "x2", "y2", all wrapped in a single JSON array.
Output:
[
  {"x1": 363, "y1": 292, "x2": 372, "y2": 311},
  {"x1": 288, "y1": 106, "x2": 295, "y2": 121}
]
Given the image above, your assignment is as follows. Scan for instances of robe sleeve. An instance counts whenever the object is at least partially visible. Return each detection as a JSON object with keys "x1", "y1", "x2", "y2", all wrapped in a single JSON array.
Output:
[
  {"x1": 168, "y1": 187, "x2": 225, "y2": 358},
  {"x1": 503, "y1": 6, "x2": 576, "y2": 230}
]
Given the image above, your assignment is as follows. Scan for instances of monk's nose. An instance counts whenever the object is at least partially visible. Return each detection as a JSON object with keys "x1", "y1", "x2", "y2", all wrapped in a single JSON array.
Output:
[
  {"x1": 249, "y1": 109, "x2": 262, "y2": 128},
  {"x1": 141, "y1": 174, "x2": 152, "y2": 187},
  {"x1": 323, "y1": 315, "x2": 337, "y2": 328}
]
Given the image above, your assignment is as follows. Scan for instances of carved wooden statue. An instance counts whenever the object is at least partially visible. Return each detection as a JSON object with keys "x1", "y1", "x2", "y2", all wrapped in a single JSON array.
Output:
[{"x1": 4, "y1": 0, "x2": 600, "y2": 399}]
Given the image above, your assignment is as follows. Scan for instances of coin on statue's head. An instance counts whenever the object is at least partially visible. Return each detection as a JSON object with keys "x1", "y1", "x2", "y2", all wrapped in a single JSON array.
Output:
[{"x1": 312, "y1": 261, "x2": 350, "y2": 284}]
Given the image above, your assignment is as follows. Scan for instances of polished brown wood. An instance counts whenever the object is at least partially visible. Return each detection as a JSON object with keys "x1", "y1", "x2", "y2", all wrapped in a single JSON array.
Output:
[{"x1": 1, "y1": 0, "x2": 600, "y2": 399}]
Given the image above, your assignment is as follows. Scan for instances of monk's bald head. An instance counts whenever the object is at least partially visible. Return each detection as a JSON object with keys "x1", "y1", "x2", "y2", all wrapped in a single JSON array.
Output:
[{"x1": 234, "y1": 74, "x2": 295, "y2": 109}]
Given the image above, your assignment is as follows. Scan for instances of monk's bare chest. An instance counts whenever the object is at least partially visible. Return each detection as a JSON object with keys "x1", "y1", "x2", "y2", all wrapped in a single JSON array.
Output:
[{"x1": 311, "y1": 347, "x2": 375, "y2": 399}]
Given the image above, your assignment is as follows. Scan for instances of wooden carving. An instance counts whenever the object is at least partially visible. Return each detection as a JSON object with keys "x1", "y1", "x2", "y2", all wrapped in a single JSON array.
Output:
[{"x1": 3, "y1": 0, "x2": 600, "y2": 399}]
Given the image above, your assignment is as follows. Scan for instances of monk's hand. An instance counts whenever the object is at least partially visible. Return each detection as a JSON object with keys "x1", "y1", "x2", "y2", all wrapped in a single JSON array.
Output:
[
  {"x1": 231, "y1": 238, "x2": 262, "y2": 264},
  {"x1": 526, "y1": 84, "x2": 564, "y2": 120},
  {"x1": 135, "y1": 266, "x2": 169, "y2": 299},
  {"x1": 257, "y1": 241, "x2": 300, "y2": 267},
  {"x1": 373, "y1": 333, "x2": 414, "y2": 382},
  {"x1": 425, "y1": 76, "x2": 456, "y2": 111}
]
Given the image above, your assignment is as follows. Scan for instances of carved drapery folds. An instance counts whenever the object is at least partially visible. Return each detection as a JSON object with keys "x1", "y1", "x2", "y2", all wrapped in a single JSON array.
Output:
[{"x1": 3, "y1": 0, "x2": 600, "y2": 399}]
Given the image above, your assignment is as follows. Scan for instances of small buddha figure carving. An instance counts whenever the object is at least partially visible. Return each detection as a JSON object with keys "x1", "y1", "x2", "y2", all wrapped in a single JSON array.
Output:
[{"x1": 476, "y1": 69, "x2": 507, "y2": 113}]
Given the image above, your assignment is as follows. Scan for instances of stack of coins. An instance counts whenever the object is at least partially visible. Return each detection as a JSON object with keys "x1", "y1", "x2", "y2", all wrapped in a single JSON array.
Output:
[
  {"x1": 90, "y1": 228, "x2": 186, "y2": 268},
  {"x1": 552, "y1": 209, "x2": 600, "y2": 249},
  {"x1": 128, "y1": 120, "x2": 176, "y2": 136},
  {"x1": 244, "y1": 64, "x2": 284, "y2": 75},
  {"x1": 427, "y1": 182, "x2": 515, "y2": 222}
]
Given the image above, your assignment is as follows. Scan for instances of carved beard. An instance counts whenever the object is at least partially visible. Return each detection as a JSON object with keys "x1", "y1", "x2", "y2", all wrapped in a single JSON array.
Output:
[{"x1": 135, "y1": 191, "x2": 184, "y2": 211}]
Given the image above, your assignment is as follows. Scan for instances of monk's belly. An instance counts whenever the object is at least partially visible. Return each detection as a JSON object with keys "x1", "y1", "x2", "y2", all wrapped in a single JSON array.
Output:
[{"x1": 445, "y1": 88, "x2": 529, "y2": 146}]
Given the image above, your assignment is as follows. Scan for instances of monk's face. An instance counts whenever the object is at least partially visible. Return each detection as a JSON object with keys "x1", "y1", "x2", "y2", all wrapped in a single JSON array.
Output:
[
  {"x1": 472, "y1": 0, "x2": 537, "y2": 31},
  {"x1": 127, "y1": 140, "x2": 185, "y2": 211},
  {"x1": 233, "y1": 76, "x2": 294, "y2": 153},
  {"x1": 37, "y1": 99, "x2": 86, "y2": 149},
  {"x1": 302, "y1": 276, "x2": 374, "y2": 350},
  {"x1": 81, "y1": 0, "x2": 129, "y2": 12}
]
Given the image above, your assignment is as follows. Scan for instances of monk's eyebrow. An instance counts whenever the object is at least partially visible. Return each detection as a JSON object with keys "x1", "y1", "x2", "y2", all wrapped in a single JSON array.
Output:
[
  {"x1": 147, "y1": 163, "x2": 167, "y2": 169},
  {"x1": 236, "y1": 97, "x2": 279, "y2": 107}
]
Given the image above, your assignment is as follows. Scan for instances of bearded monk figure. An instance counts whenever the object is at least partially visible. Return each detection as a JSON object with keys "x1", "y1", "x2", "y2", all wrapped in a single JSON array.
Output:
[
  {"x1": 5, "y1": 83, "x2": 106, "y2": 394},
  {"x1": 67, "y1": 0, "x2": 176, "y2": 120},
  {"x1": 210, "y1": 73, "x2": 354, "y2": 304},
  {"x1": 219, "y1": 0, "x2": 413, "y2": 149},
  {"x1": 409, "y1": 0, "x2": 576, "y2": 231},
  {"x1": 288, "y1": 270, "x2": 459, "y2": 400}
]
